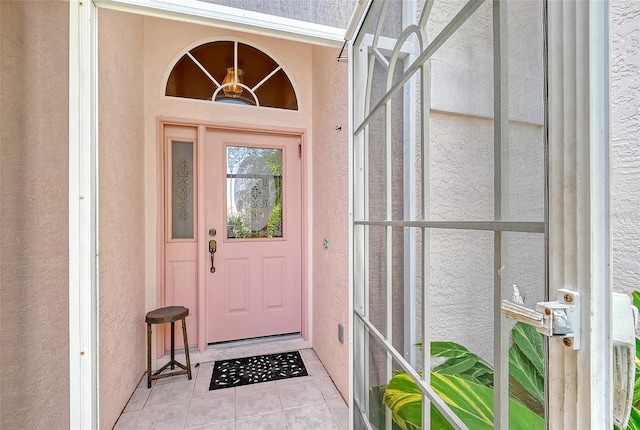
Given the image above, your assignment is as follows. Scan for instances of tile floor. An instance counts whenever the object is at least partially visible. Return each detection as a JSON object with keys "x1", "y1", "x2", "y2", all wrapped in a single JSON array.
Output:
[{"x1": 114, "y1": 347, "x2": 348, "y2": 430}]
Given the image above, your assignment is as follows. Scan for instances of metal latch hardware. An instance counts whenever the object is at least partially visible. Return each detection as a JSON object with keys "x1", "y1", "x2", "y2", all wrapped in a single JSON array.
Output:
[{"x1": 501, "y1": 288, "x2": 581, "y2": 350}]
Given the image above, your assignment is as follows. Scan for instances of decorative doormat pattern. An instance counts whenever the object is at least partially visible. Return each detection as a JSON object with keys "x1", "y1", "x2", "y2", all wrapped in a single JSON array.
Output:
[{"x1": 209, "y1": 350, "x2": 308, "y2": 390}]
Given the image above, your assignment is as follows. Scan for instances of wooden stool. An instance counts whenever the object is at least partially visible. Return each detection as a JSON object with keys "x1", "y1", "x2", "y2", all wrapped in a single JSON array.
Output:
[{"x1": 146, "y1": 306, "x2": 192, "y2": 388}]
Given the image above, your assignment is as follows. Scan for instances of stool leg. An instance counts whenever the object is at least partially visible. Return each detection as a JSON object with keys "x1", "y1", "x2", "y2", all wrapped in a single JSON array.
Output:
[
  {"x1": 181, "y1": 317, "x2": 192, "y2": 380},
  {"x1": 147, "y1": 322, "x2": 152, "y2": 389},
  {"x1": 170, "y1": 321, "x2": 175, "y2": 370}
]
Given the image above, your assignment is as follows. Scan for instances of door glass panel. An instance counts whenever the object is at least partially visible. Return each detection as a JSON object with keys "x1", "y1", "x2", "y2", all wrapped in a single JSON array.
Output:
[
  {"x1": 226, "y1": 146, "x2": 283, "y2": 239},
  {"x1": 171, "y1": 141, "x2": 194, "y2": 239}
]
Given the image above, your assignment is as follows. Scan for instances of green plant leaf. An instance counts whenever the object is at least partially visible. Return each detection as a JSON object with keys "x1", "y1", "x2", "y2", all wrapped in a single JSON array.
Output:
[
  {"x1": 375, "y1": 375, "x2": 454, "y2": 430},
  {"x1": 431, "y1": 342, "x2": 472, "y2": 358},
  {"x1": 383, "y1": 373, "x2": 423, "y2": 430},
  {"x1": 369, "y1": 385, "x2": 388, "y2": 430},
  {"x1": 509, "y1": 343, "x2": 545, "y2": 403},
  {"x1": 617, "y1": 406, "x2": 640, "y2": 430},
  {"x1": 370, "y1": 385, "x2": 405, "y2": 430},
  {"x1": 431, "y1": 373, "x2": 545, "y2": 430},
  {"x1": 632, "y1": 291, "x2": 640, "y2": 313},
  {"x1": 434, "y1": 355, "x2": 479, "y2": 375},
  {"x1": 430, "y1": 405, "x2": 456, "y2": 430},
  {"x1": 509, "y1": 376, "x2": 544, "y2": 417},
  {"x1": 430, "y1": 373, "x2": 493, "y2": 429},
  {"x1": 462, "y1": 360, "x2": 494, "y2": 386},
  {"x1": 473, "y1": 372, "x2": 495, "y2": 388},
  {"x1": 628, "y1": 406, "x2": 640, "y2": 430},
  {"x1": 454, "y1": 372, "x2": 494, "y2": 388},
  {"x1": 634, "y1": 358, "x2": 640, "y2": 408},
  {"x1": 511, "y1": 322, "x2": 544, "y2": 377}
]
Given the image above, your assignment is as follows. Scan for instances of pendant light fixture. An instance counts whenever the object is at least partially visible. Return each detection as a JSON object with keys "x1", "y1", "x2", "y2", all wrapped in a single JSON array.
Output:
[{"x1": 222, "y1": 67, "x2": 244, "y2": 98}]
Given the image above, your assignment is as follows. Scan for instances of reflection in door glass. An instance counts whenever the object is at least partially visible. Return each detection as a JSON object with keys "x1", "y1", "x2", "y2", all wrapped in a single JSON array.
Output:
[{"x1": 226, "y1": 146, "x2": 283, "y2": 239}]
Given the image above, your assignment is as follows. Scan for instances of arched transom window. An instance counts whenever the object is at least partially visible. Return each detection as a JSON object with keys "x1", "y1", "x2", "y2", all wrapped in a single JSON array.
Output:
[{"x1": 166, "y1": 41, "x2": 298, "y2": 110}]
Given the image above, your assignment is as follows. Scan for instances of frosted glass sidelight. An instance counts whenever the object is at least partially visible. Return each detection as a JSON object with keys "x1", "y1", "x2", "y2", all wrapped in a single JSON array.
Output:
[
  {"x1": 172, "y1": 141, "x2": 194, "y2": 239},
  {"x1": 226, "y1": 146, "x2": 283, "y2": 239}
]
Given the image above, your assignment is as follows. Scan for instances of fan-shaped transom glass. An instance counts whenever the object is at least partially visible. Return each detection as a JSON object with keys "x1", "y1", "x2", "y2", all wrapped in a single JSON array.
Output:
[{"x1": 166, "y1": 41, "x2": 298, "y2": 110}]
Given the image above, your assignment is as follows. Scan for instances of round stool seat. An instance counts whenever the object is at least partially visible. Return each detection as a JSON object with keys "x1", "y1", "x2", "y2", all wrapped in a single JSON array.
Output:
[
  {"x1": 145, "y1": 306, "x2": 192, "y2": 388},
  {"x1": 146, "y1": 306, "x2": 189, "y2": 324}
]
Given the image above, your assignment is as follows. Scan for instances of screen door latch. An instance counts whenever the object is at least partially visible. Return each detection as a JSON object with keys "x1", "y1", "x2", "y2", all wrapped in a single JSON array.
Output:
[{"x1": 501, "y1": 288, "x2": 581, "y2": 350}]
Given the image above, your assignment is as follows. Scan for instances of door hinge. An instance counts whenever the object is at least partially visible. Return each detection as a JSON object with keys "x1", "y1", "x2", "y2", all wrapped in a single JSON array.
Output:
[
  {"x1": 298, "y1": 143, "x2": 302, "y2": 158},
  {"x1": 501, "y1": 288, "x2": 581, "y2": 349},
  {"x1": 503, "y1": 289, "x2": 639, "y2": 427}
]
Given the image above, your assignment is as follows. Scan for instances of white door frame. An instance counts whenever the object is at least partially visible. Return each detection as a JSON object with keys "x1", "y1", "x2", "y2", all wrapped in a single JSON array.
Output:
[
  {"x1": 69, "y1": 1, "x2": 99, "y2": 429},
  {"x1": 158, "y1": 121, "x2": 308, "y2": 353},
  {"x1": 69, "y1": 1, "x2": 343, "y2": 428},
  {"x1": 547, "y1": 0, "x2": 612, "y2": 427}
]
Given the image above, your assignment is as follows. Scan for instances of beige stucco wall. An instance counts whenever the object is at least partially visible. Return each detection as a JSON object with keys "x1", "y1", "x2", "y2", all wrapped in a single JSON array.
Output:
[
  {"x1": 200, "y1": 0, "x2": 353, "y2": 28},
  {"x1": 311, "y1": 46, "x2": 350, "y2": 400},
  {"x1": 98, "y1": 9, "x2": 147, "y2": 430},
  {"x1": 611, "y1": 0, "x2": 640, "y2": 298},
  {"x1": 0, "y1": 1, "x2": 70, "y2": 428}
]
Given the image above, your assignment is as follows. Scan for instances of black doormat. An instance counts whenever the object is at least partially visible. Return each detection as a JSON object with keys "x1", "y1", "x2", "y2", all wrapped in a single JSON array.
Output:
[{"x1": 209, "y1": 350, "x2": 308, "y2": 390}]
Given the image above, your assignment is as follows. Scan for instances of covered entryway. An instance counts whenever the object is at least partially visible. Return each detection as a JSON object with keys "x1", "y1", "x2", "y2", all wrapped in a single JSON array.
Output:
[
  {"x1": 65, "y1": 1, "x2": 351, "y2": 427},
  {"x1": 158, "y1": 37, "x2": 311, "y2": 352}
]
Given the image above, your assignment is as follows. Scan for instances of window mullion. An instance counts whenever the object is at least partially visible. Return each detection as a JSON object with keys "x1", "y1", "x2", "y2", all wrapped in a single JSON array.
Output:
[{"x1": 492, "y1": 1, "x2": 509, "y2": 428}]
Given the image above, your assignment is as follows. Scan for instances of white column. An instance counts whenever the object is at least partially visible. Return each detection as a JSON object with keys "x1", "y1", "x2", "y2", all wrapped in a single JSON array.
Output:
[
  {"x1": 69, "y1": 0, "x2": 99, "y2": 428},
  {"x1": 547, "y1": 0, "x2": 611, "y2": 428}
]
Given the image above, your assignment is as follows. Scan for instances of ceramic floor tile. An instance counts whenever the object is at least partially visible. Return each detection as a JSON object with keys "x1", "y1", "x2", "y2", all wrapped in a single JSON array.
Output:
[
  {"x1": 327, "y1": 399, "x2": 349, "y2": 430},
  {"x1": 277, "y1": 376, "x2": 324, "y2": 409},
  {"x1": 137, "y1": 373, "x2": 153, "y2": 389},
  {"x1": 194, "y1": 362, "x2": 214, "y2": 381},
  {"x1": 124, "y1": 387, "x2": 151, "y2": 412},
  {"x1": 146, "y1": 377, "x2": 195, "y2": 407},
  {"x1": 114, "y1": 410, "x2": 140, "y2": 429},
  {"x1": 315, "y1": 377, "x2": 342, "y2": 402},
  {"x1": 300, "y1": 348, "x2": 318, "y2": 361},
  {"x1": 235, "y1": 381, "x2": 282, "y2": 418},
  {"x1": 134, "y1": 401, "x2": 189, "y2": 430},
  {"x1": 153, "y1": 364, "x2": 198, "y2": 386},
  {"x1": 192, "y1": 363, "x2": 222, "y2": 398},
  {"x1": 185, "y1": 393, "x2": 236, "y2": 428},
  {"x1": 186, "y1": 421, "x2": 236, "y2": 430},
  {"x1": 118, "y1": 347, "x2": 339, "y2": 429},
  {"x1": 284, "y1": 402, "x2": 339, "y2": 430},
  {"x1": 304, "y1": 360, "x2": 329, "y2": 379},
  {"x1": 235, "y1": 411, "x2": 288, "y2": 430}
]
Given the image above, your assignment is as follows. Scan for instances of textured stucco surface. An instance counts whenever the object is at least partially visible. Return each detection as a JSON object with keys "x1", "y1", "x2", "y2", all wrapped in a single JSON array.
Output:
[
  {"x1": 612, "y1": 0, "x2": 640, "y2": 297},
  {"x1": 0, "y1": 1, "x2": 70, "y2": 428},
  {"x1": 199, "y1": 0, "x2": 354, "y2": 29},
  {"x1": 98, "y1": 9, "x2": 147, "y2": 429},
  {"x1": 311, "y1": 46, "x2": 350, "y2": 401}
]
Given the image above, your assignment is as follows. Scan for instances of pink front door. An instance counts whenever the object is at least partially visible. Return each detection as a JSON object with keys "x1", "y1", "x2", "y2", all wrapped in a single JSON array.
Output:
[{"x1": 205, "y1": 128, "x2": 302, "y2": 343}]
